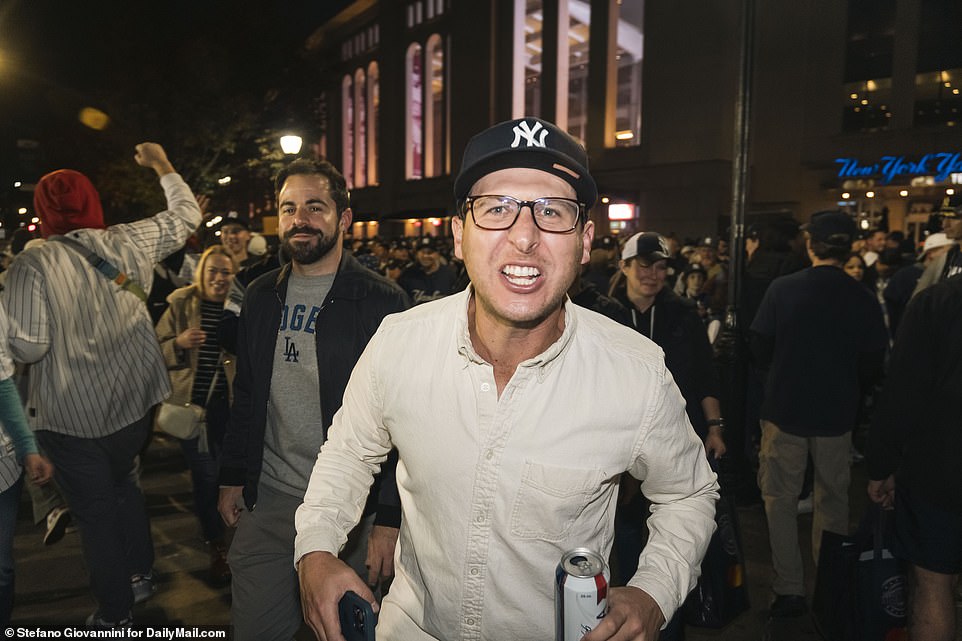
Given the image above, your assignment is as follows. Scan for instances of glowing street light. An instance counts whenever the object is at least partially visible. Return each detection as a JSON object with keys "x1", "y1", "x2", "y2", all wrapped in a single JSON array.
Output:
[{"x1": 280, "y1": 135, "x2": 303, "y2": 155}]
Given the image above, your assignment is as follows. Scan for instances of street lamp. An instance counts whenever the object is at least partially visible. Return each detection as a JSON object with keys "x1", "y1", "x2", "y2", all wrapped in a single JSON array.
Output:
[{"x1": 279, "y1": 135, "x2": 303, "y2": 155}]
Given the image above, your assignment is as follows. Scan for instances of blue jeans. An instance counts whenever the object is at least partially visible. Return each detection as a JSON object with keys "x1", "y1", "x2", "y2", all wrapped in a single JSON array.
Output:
[
  {"x1": 0, "y1": 475, "x2": 23, "y2": 627},
  {"x1": 37, "y1": 415, "x2": 155, "y2": 621}
]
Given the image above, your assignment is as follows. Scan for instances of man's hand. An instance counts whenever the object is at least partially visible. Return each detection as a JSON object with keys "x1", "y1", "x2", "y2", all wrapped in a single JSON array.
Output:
[
  {"x1": 176, "y1": 328, "x2": 207, "y2": 350},
  {"x1": 582, "y1": 586, "x2": 665, "y2": 641},
  {"x1": 366, "y1": 525, "x2": 399, "y2": 586},
  {"x1": 704, "y1": 429, "x2": 726, "y2": 459},
  {"x1": 195, "y1": 194, "x2": 211, "y2": 216},
  {"x1": 23, "y1": 453, "x2": 53, "y2": 485},
  {"x1": 134, "y1": 142, "x2": 175, "y2": 177},
  {"x1": 218, "y1": 486, "x2": 245, "y2": 527},
  {"x1": 298, "y1": 551, "x2": 377, "y2": 641},
  {"x1": 867, "y1": 476, "x2": 895, "y2": 509}
]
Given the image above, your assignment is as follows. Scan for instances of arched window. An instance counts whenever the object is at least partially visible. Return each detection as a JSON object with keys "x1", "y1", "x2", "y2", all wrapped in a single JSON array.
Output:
[
  {"x1": 425, "y1": 34, "x2": 445, "y2": 178},
  {"x1": 342, "y1": 75, "x2": 354, "y2": 188},
  {"x1": 405, "y1": 42, "x2": 424, "y2": 180},
  {"x1": 354, "y1": 68, "x2": 367, "y2": 188},
  {"x1": 367, "y1": 61, "x2": 380, "y2": 185}
]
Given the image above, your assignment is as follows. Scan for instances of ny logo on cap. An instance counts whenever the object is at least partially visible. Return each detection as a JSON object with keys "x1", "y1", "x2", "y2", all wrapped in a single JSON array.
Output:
[{"x1": 511, "y1": 120, "x2": 548, "y2": 148}]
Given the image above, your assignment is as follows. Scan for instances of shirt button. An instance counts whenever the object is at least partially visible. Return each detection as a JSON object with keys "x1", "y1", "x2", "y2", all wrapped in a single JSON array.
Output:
[
  {"x1": 466, "y1": 618, "x2": 476, "y2": 625},
  {"x1": 485, "y1": 449, "x2": 494, "y2": 460},
  {"x1": 470, "y1": 567, "x2": 479, "y2": 575},
  {"x1": 480, "y1": 382, "x2": 491, "y2": 392},
  {"x1": 475, "y1": 514, "x2": 484, "y2": 523}
]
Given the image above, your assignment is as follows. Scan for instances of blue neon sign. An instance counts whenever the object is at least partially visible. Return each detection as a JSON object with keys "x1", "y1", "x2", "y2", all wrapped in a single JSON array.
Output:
[{"x1": 835, "y1": 153, "x2": 962, "y2": 184}]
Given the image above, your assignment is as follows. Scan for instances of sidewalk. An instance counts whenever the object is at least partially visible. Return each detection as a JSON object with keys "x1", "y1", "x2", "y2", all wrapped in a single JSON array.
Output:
[{"x1": 11, "y1": 433, "x2": 230, "y2": 629}]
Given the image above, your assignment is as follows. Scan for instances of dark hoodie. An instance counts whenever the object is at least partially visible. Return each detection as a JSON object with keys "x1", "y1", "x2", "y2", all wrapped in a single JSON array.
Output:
[{"x1": 612, "y1": 284, "x2": 720, "y2": 437}]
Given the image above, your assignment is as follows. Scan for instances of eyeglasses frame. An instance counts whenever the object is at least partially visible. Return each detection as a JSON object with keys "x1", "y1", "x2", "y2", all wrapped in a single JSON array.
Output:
[{"x1": 460, "y1": 195, "x2": 587, "y2": 234}]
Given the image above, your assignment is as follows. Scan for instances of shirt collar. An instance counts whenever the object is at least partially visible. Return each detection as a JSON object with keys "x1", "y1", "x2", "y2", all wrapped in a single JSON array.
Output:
[{"x1": 455, "y1": 286, "x2": 577, "y2": 377}]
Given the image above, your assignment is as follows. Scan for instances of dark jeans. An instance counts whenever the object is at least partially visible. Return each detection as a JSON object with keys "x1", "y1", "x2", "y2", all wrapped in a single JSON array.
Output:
[
  {"x1": 37, "y1": 415, "x2": 155, "y2": 621},
  {"x1": 179, "y1": 436, "x2": 223, "y2": 542},
  {"x1": 179, "y1": 393, "x2": 228, "y2": 543},
  {"x1": 0, "y1": 475, "x2": 22, "y2": 627}
]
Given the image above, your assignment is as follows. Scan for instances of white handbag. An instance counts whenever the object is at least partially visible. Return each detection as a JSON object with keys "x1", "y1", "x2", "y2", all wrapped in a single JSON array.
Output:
[
  {"x1": 154, "y1": 368, "x2": 219, "y2": 441},
  {"x1": 154, "y1": 401, "x2": 205, "y2": 440}
]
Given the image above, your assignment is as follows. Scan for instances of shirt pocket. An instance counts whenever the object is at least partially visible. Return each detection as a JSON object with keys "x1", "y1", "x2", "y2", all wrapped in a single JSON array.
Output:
[{"x1": 510, "y1": 461, "x2": 606, "y2": 542}]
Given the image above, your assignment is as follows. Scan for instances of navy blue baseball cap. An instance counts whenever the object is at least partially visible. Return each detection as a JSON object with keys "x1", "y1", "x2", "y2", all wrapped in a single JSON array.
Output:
[
  {"x1": 938, "y1": 193, "x2": 962, "y2": 219},
  {"x1": 802, "y1": 210, "x2": 856, "y2": 247},
  {"x1": 454, "y1": 117, "x2": 597, "y2": 208}
]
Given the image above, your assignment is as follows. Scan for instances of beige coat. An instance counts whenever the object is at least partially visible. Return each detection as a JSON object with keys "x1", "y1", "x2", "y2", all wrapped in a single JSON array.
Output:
[{"x1": 156, "y1": 285, "x2": 236, "y2": 406}]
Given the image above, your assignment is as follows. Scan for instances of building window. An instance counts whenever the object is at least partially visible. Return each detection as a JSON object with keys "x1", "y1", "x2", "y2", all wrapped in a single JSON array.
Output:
[
  {"x1": 406, "y1": 43, "x2": 424, "y2": 179},
  {"x1": 914, "y1": 0, "x2": 962, "y2": 127},
  {"x1": 354, "y1": 68, "x2": 367, "y2": 188},
  {"x1": 521, "y1": 0, "x2": 543, "y2": 118},
  {"x1": 342, "y1": 75, "x2": 354, "y2": 188},
  {"x1": 425, "y1": 34, "x2": 445, "y2": 178},
  {"x1": 842, "y1": 0, "x2": 895, "y2": 132},
  {"x1": 613, "y1": 0, "x2": 643, "y2": 147},
  {"x1": 367, "y1": 62, "x2": 380, "y2": 186},
  {"x1": 562, "y1": 0, "x2": 591, "y2": 142}
]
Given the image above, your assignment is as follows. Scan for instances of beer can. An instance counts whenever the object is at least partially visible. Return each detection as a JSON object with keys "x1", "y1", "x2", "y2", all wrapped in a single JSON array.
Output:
[{"x1": 555, "y1": 547, "x2": 609, "y2": 641}]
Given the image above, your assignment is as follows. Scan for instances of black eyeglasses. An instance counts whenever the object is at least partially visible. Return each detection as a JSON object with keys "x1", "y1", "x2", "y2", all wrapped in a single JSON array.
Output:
[{"x1": 462, "y1": 195, "x2": 585, "y2": 234}]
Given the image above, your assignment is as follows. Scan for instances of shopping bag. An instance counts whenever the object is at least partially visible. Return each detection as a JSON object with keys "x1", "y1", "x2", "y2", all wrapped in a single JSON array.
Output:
[
  {"x1": 855, "y1": 507, "x2": 907, "y2": 641},
  {"x1": 812, "y1": 529, "x2": 860, "y2": 641},
  {"x1": 682, "y1": 485, "x2": 750, "y2": 627},
  {"x1": 813, "y1": 505, "x2": 907, "y2": 641}
]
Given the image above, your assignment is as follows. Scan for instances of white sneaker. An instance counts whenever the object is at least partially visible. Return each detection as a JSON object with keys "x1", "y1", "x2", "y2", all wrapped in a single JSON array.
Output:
[{"x1": 43, "y1": 506, "x2": 71, "y2": 546}]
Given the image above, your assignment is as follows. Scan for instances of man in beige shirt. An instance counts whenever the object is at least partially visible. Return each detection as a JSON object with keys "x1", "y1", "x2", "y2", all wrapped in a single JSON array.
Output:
[{"x1": 294, "y1": 118, "x2": 718, "y2": 641}]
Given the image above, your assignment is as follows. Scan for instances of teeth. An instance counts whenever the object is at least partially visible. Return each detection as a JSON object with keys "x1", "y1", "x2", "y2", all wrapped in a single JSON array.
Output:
[
  {"x1": 502, "y1": 265, "x2": 540, "y2": 277},
  {"x1": 502, "y1": 264, "x2": 540, "y2": 286}
]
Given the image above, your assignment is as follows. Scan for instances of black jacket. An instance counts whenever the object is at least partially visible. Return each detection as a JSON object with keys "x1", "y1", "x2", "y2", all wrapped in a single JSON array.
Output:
[
  {"x1": 866, "y1": 273, "x2": 962, "y2": 511},
  {"x1": 612, "y1": 285, "x2": 719, "y2": 436},
  {"x1": 219, "y1": 252, "x2": 411, "y2": 524}
]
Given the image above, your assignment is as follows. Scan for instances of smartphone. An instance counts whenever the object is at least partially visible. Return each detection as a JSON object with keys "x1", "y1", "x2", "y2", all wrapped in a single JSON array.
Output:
[{"x1": 338, "y1": 590, "x2": 377, "y2": 641}]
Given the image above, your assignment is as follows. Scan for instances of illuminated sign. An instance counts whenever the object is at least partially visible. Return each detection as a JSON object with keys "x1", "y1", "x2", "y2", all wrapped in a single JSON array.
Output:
[
  {"x1": 608, "y1": 204, "x2": 636, "y2": 221},
  {"x1": 836, "y1": 153, "x2": 962, "y2": 184}
]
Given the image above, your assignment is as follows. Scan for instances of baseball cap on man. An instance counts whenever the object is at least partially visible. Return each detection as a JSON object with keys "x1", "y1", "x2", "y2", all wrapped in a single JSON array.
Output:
[
  {"x1": 621, "y1": 232, "x2": 671, "y2": 262},
  {"x1": 221, "y1": 210, "x2": 250, "y2": 230},
  {"x1": 918, "y1": 231, "x2": 954, "y2": 259},
  {"x1": 453, "y1": 117, "x2": 597, "y2": 208},
  {"x1": 937, "y1": 193, "x2": 962, "y2": 218},
  {"x1": 801, "y1": 210, "x2": 856, "y2": 247},
  {"x1": 414, "y1": 236, "x2": 438, "y2": 252}
]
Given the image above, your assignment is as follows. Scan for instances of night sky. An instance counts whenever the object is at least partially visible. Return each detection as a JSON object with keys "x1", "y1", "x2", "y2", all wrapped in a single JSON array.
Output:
[{"x1": 0, "y1": 0, "x2": 350, "y2": 179}]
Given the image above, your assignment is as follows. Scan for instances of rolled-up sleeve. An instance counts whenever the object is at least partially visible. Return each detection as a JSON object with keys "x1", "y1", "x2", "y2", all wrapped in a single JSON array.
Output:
[{"x1": 628, "y1": 366, "x2": 719, "y2": 623}]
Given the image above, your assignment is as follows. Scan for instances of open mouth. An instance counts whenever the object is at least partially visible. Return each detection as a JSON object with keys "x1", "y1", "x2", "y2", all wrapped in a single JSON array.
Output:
[{"x1": 501, "y1": 264, "x2": 541, "y2": 287}]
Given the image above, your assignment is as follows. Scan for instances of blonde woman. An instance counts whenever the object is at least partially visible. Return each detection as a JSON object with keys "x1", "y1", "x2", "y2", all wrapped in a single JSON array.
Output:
[{"x1": 156, "y1": 245, "x2": 237, "y2": 587}]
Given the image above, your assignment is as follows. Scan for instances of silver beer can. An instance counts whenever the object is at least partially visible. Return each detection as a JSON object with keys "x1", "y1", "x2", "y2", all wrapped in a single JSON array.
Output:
[{"x1": 555, "y1": 547, "x2": 609, "y2": 641}]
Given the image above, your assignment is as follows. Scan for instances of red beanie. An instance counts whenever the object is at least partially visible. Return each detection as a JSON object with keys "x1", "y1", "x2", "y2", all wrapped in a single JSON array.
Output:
[{"x1": 34, "y1": 169, "x2": 106, "y2": 238}]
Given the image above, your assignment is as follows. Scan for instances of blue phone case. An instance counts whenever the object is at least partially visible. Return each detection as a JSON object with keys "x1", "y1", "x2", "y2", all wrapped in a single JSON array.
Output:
[{"x1": 338, "y1": 590, "x2": 377, "y2": 641}]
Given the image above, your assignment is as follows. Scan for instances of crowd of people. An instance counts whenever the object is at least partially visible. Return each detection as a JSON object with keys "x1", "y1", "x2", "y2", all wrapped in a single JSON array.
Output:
[{"x1": 0, "y1": 117, "x2": 957, "y2": 641}]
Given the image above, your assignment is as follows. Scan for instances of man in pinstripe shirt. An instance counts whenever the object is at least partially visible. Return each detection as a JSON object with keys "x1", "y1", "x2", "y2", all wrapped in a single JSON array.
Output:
[{"x1": 1, "y1": 143, "x2": 202, "y2": 628}]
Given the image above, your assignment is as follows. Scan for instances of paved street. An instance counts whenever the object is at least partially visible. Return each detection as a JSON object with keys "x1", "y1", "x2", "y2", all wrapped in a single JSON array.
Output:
[{"x1": 8, "y1": 430, "x2": 955, "y2": 640}]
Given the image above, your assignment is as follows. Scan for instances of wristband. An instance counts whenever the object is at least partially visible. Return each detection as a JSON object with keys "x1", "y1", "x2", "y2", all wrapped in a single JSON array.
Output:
[{"x1": 706, "y1": 418, "x2": 726, "y2": 429}]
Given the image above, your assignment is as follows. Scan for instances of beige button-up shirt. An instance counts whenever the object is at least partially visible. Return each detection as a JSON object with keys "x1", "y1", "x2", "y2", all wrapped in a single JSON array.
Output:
[{"x1": 295, "y1": 288, "x2": 718, "y2": 641}]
